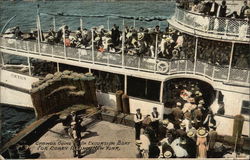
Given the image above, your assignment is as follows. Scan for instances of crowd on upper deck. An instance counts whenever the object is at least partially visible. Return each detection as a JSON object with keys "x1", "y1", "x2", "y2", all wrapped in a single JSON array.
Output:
[
  {"x1": 177, "y1": 0, "x2": 250, "y2": 19},
  {"x1": 3, "y1": 18, "x2": 249, "y2": 70}
]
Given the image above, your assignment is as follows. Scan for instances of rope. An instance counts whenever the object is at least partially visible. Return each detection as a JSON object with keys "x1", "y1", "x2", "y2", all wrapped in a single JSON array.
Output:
[{"x1": 40, "y1": 12, "x2": 169, "y2": 22}]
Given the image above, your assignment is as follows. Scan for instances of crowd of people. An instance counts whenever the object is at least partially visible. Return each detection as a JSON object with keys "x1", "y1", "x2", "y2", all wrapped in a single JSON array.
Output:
[
  {"x1": 3, "y1": 18, "x2": 249, "y2": 70},
  {"x1": 134, "y1": 79, "x2": 220, "y2": 158},
  {"x1": 177, "y1": 0, "x2": 250, "y2": 19}
]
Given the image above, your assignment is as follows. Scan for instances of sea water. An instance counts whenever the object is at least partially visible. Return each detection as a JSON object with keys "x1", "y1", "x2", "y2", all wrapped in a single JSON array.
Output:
[{"x1": 0, "y1": 0, "x2": 175, "y2": 145}]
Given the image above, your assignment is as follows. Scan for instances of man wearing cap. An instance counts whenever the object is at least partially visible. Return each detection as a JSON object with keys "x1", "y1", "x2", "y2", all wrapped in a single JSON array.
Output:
[
  {"x1": 192, "y1": 104, "x2": 203, "y2": 126},
  {"x1": 171, "y1": 103, "x2": 183, "y2": 123},
  {"x1": 151, "y1": 107, "x2": 160, "y2": 139},
  {"x1": 134, "y1": 108, "x2": 143, "y2": 141},
  {"x1": 203, "y1": 110, "x2": 216, "y2": 130},
  {"x1": 69, "y1": 123, "x2": 81, "y2": 157}
]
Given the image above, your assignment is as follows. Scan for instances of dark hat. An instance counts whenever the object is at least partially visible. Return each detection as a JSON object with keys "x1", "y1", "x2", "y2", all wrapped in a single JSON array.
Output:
[{"x1": 136, "y1": 108, "x2": 141, "y2": 111}]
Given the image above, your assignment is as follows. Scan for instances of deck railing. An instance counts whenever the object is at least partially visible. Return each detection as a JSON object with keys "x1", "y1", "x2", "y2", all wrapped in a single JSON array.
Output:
[
  {"x1": 174, "y1": 7, "x2": 250, "y2": 41},
  {"x1": 0, "y1": 37, "x2": 249, "y2": 85}
]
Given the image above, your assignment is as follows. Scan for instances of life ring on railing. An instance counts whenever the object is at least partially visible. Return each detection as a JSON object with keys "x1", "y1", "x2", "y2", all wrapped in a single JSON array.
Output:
[{"x1": 157, "y1": 61, "x2": 169, "y2": 74}]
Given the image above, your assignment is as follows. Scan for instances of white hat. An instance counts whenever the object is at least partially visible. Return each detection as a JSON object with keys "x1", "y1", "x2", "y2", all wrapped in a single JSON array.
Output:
[
  {"x1": 199, "y1": 99, "x2": 205, "y2": 104},
  {"x1": 138, "y1": 32, "x2": 144, "y2": 41},
  {"x1": 162, "y1": 119, "x2": 169, "y2": 125},
  {"x1": 197, "y1": 127, "x2": 208, "y2": 137},
  {"x1": 176, "y1": 102, "x2": 182, "y2": 106},
  {"x1": 164, "y1": 151, "x2": 172, "y2": 158},
  {"x1": 187, "y1": 129, "x2": 196, "y2": 137}
]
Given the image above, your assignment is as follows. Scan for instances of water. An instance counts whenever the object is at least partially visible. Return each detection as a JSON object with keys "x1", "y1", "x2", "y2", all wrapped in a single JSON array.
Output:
[
  {"x1": 0, "y1": 0, "x2": 175, "y2": 146},
  {"x1": 0, "y1": 1, "x2": 175, "y2": 32},
  {"x1": 0, "y1": 105, "x2": 35, "y2": 146}
]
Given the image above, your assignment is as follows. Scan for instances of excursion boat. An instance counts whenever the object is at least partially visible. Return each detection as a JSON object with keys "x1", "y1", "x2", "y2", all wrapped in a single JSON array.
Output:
[{"x1": 0, "y1": 1, "x2": 249, "y2": 139}]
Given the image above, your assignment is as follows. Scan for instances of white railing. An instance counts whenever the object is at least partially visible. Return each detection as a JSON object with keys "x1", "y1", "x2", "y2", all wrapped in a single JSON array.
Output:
[
  {"x1": 174, "y1": 7, "x2": 250, "y2": 41},
  {"x1": 0, "y1": 37, "x2": 249, "y2": 85}
]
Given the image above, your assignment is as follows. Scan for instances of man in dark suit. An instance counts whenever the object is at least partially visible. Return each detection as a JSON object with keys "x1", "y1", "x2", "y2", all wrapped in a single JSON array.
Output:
[
  {"x1": 206, "y1": 0, "x2": 219, "y2": 16},
  {"x1": 240, "y1": 0, "x2": 249, "y2": 19},
  {"x1": 217, "y1": 0, "x2": 227, "y2": 17},
  {"x1": 134, "y1": 108, "x2": 143, "y2": 141},
  {"x1": 151, "y1": 107, "x2": 160, "y2": 139}
]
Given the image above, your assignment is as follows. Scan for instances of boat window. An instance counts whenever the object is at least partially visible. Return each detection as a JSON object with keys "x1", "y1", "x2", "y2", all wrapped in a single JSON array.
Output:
[
  {"x1": 232, "y1": 43, "x2": 250, "y2": 70},
  {"x1": 92, "y1": 70, "x2": 124, "y2": 93},
  {"x1": 241, "y1": 100, "x2": 250, "y2": 115},
  {"x1": 197, "y1": 37, "x2": 231, "y2": 67},
  {"x1": 127, "y1": 76, "x2": 160, "y2": 102}
]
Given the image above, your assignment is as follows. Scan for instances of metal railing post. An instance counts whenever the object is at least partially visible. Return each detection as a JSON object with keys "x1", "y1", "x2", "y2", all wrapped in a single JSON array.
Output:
[
  {"x1": 78, "y1": 49, "x2": 81, "y2": 62},
  {"x1": 57, "y1": 62, "x2": 60, "y2": 72},
  {"x1": 26, "y1": 41, "x2": 29, "y2": 53},
  {"x1": 122, "y1": 19, "x2": 125, "y2": 68},
  {"x1": 177, "y1": 60, "x2": 180, "y2": 72},
  {"x1": 53, "y1": 16, "x2": 56, "y2": 32},
  {"x1": 203, "y1": 63, "x2": 206, "y2": 76},
  {"x1": 124, "y1": 74, "x2": 127, "y2": 94},
  {"x1": 227, "y1": 42, "x2": 235, "y2": 81},
  {"x1": 159, "y1": 81, "x2": 164, "y2": 103},
  {"x1": 15, "y1": 40, "x2": 17, "y2": 51},
  {"x1": 138, "y1": 57, "x2": 141, "y2": 70},
  {"x1": 36, "y1": 16, "x2": 41, "y2": 55},
  {"x1": 246, "y1": 70, "x2": 250, "y2": 83},
  {"x1": 80, "y1": 18, "x2": 83, "y2": 31},
  {"x1": 63, "y1": 28, "x2": 67, "y2": 59},
  {"x1": 0, "y1": 52, "x2": 4, "y2": 66},
  {"x1": 154, "y1": 34, "x2": 158, "y2": 72},
  {"x1": 193, "y1": 37, "x2": 198, "y2": 74},
  {"x1": 169, "y1": 61, "x2": 172, "y2": 74},
  {"x1": 51, "y1": 45, "x2": 54, "y2": 57},
  {"x1": 91, "y1": 29, "x2": 95, "y2": 63},
  {"x1": 107, "y1": 53, "x2": 110, "y2": 66},
  {"x1": 107, "y1": 17, "x2": 110, "y2": 31},
  {"x1": 27, "y1": 57, "x2": 31, "y2": 76},
  {"x1": 212, "y1": 66, "x2": 215, "y2": 80},
  {"x1": 185, "y1": 59, "x2": 187, "y2": 74}
]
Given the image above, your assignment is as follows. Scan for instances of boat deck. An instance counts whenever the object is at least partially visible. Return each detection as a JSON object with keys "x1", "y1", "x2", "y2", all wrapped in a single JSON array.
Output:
[{"x1": 29, "y1": 121, "x2": 137, "y2": 158}]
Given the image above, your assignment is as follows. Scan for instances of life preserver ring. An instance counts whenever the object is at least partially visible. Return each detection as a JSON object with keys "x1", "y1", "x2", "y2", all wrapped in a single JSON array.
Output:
[{"x1": 157, "y1": 61, "x2": 169, "y2": 73}]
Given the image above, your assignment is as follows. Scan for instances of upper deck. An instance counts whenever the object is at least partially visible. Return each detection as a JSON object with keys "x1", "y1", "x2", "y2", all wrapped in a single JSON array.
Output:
[
  {"x1": 168, "y1": 7, "x2": 250, "y2": 43},
  {"x1": 0, "y1": 37, "x2": 249, "y2": 87}
]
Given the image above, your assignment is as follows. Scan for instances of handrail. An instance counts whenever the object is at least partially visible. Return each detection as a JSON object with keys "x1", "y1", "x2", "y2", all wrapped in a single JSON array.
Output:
[
  {"x1": 0, "y1": 37, "x2": 249, "y2": 86},
  {"x1": 177, "y1": 7, "x2": 249, "y2": 22},
  {"x1": 173, "y1": 7, "x2": 250, "y2": 41}
]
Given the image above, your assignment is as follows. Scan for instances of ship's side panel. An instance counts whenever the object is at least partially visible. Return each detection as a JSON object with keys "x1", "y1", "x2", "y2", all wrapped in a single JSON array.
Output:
[
  {"x1": 0, "y1": 69, "x2": 38, "y2": 90},
  {"x1": 0, "y1": 86, "x2": 34, "y2": 108},
  {"x1": 96, "y1": 91, "x2": 164, "y2": 119},
  {"x1": 0, "y1": 69, "x2": 38, "y2": 108},
  {"x1": 215, "y1": 116, "x2": 250, "y2": 137}
]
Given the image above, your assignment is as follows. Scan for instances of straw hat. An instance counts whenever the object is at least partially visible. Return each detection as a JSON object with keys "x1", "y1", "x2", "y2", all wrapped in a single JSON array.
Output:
[
  {"x1": 71, "y1": 121, "x2": 76, "y2": 126},
  {"x1": 187, "y1": 129, "x2": 196, "y2": 138},
  {"x1": 176, "y1": 102, "x2": 182, "y2": 106},
  {"x1": 244, "y1": 9, "x2": 250, "y2": 16},
  {"x1": 199, "y1": 99, "x2": 205, "y2": 104},
  {"x1": 197, "y1": 127, "x2": 208, "y2": 137},
  {"x1": 138, "y1": 32, "x2": 144, "y2": 41},
  {"x1": 162, "y1": 119, "x2": 169, "y2": 125},
  {"x1": 198, "y1": 104, "x2": 203, "y2": 108},
  {"x1": 164, "y1": 151, "x2": 172, "y2": 158},
  {"x1": 180, "y1": 122, "x2": 186, "y2": 127}
]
